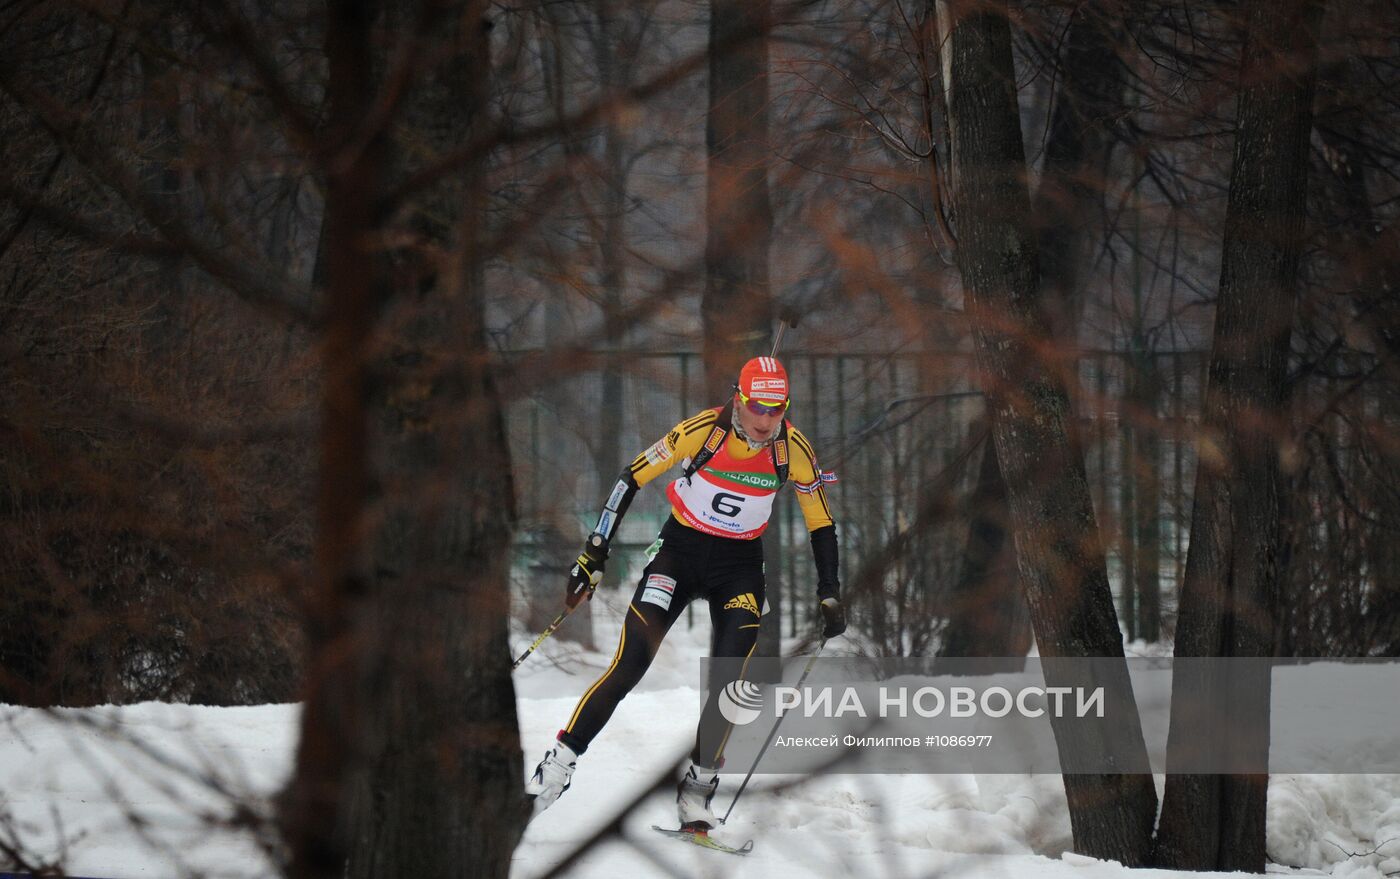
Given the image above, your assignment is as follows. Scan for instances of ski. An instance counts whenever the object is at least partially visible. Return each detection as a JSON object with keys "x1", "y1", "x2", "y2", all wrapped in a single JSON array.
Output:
[{"x1": 651, "y1": 825, "x2": 754, "y2": 856}]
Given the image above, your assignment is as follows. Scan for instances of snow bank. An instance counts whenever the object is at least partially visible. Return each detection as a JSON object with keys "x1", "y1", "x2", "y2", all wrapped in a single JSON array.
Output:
[{"x1": 1, "y1": 591, "x2": 1395, "y2": 878}]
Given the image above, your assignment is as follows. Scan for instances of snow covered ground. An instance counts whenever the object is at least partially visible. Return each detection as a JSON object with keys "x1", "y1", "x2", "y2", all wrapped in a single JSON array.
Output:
[{"x1": 3, "y1": 585, "x2": 1399, "y2": 878}]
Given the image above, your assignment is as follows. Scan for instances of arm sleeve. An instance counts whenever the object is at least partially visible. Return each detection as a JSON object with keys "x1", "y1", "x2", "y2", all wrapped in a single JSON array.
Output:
[
  {"x1": 810, "y1": 524, "x2": 840, "y2": 601},
  {"x1": 786, "y1": 426, "x2": 835, "y2": 531},
  {"x1": 590, "y1": 409, "x2": 718, "y2": 541},
  {"x1": 786, "y1": 426, "x2": 840, "y2": 599}
]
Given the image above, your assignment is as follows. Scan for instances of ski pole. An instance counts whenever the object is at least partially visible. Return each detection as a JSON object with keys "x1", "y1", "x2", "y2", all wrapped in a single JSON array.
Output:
[
  {"x1": 512, "y1": 604, "x2": 579, "y2": 670},
  {"x1": 719, "y1": 638, "x2": 827, "y2": 825},
  {"x1": 770, "y1": 306, "x2": 799, "y2": 359}
]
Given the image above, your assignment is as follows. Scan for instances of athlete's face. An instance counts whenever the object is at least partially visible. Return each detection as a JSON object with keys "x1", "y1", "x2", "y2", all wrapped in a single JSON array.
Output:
[{"x1": 735, "y1": 393, "x2": 786, "y2": 441}]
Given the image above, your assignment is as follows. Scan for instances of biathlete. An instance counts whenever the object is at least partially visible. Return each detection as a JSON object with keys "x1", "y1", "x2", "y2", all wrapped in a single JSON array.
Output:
[{"x1": 524, "y1": 356, "x2": 847, "y2": 831}]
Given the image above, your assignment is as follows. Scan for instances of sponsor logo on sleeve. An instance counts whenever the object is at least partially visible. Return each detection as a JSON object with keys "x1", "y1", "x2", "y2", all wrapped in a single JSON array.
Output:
[
  {"x1": 640, "y1": 573, "x2": 677, "y2": 610},
  {"x1": 606, "y1": 480, "x2": 629, "y2": 510},
  {"x1": 645, "y1": 438, "x2": 673, "y2": 466}
]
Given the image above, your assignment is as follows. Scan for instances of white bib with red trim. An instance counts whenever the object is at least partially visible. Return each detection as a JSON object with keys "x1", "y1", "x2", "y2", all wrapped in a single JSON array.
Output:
[{"x1": 666, "y1": 436, "x2": 782, "y2": 539}]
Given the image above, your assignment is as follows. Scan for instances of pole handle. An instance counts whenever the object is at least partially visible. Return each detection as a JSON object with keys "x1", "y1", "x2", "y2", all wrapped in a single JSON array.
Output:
[{"x1": 769, "y1": 307, "x2": 799, "y2": 358}]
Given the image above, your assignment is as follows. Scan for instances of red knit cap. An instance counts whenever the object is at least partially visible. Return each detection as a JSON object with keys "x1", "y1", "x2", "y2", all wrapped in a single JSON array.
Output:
[{"x1": 738, "y1": 356, "x2": 789, "y2": 405}]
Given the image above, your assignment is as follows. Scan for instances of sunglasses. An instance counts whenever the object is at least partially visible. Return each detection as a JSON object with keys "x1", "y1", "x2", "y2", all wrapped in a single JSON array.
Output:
[{"x1": 738, "y1": 390, "x2": 789, "y2": 417}]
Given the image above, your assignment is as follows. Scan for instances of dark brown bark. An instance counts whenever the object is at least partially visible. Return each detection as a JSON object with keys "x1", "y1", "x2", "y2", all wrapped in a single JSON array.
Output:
[
  {"x1": 704, "y1": 0, "x2": 779, "y2": 654},
  {"x1": 283, "y1": 2, "x2": 383, "y2": 876},
  {"x1": 1119, "y1": 402, "x2": 1138, "y2": 643},
  {"x1": 703, "y1": 0, "x2": 774, "y2": 396},
  {"x1": 345, "y1": 3, "x2": 526, "y2": 877},
  {"x1": 936, "y1": 419, "x2": 1030, "y2": 659},
  {"x1": 533, "y1": 3, "x2": 597, "y2": 648},
  {"x1": 285, "y1": 4, "x2": 525, "y2": 878},
  {"x1": 594, "y1": 0, "x2": 627, "y2": 496},
  {"x1": 1032, "y1": 0, "x2": 1124, "y2": 350},
  {"x1": 1153, "y1": 0, "x2": 1324, "y2": 871},
  {"x1": 940, "y1": 0, "x2": 1157, "y2": 863},
  {"x1": 1130, "y1": 360, "x2": 1163, "y2": 643},
  {"x1": 938, "y1": 0, "x2": 1122, "y2": 660}
]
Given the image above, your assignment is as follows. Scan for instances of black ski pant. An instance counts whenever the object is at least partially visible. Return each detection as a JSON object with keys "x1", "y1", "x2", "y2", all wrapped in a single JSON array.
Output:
[{"x1": 558, "y1": 516, "x2": 766, "y2": 768}]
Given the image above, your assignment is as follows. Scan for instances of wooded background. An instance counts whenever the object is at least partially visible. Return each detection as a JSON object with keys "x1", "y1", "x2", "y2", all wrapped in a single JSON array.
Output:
[{"x1": 2, "y1": 0, "x2": 1397, "y2": 875}]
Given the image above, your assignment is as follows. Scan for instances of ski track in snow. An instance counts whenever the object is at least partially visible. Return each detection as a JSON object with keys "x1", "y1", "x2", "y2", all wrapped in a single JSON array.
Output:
[{"x1": 2, "y1": 588, "x2": 1398, "y2": 878}]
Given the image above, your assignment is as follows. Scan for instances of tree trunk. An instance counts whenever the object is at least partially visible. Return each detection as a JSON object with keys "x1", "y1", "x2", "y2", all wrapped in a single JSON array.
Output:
[
  {"x1": 937, "y1": 0, "x2": 1121, "y2": 660},
  {"x1": 703, "y1": 0, "x2": 773, "y2": 401},
  {"x1": 534, "y1": 2, "x2": 596, "y2": 647},
  {"x1": 594, "y1": 0, "x2": 627, "y2": 498},
  {"x1": 704, "y1": 0, "x2": 778, "y2": 652},
  {"x1": 1032, "y1": 0, "x2": 1123, "y2": 350},
  {"x1": 1153, "y1": 0, "x2": 1324, "y2": 870},
  {"x1": 282, "y1": 2, "x2": 384, "y2": 876},
  {"x1": 940, "y1": 0, "x2": 1157, "y2": 863},
  {"x1": 344, "y1": 4, "x2": 527, "y2": 878},
  {"x1": 936, "y1": 419, "x2": 1030, "y2": 659},
  {"x1": 1119, "y1": 402, "x2": 1137, "y2": 644},
  {"x1": 1132, "y1": 357, "x2": 1162, "y2": 643}
]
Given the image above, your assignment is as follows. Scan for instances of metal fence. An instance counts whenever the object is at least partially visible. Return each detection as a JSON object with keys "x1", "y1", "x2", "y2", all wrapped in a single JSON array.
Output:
[{"x1": 503, "y1": 349, "x2": 1225, "y2": 648}]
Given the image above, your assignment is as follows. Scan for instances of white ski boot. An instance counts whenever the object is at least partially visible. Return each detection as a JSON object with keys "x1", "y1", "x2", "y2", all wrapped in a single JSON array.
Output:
[
  {"x1": 676, "y1": 762, "x2": 720, "y2": 830},
  {"x1": 525, "y1": 741, "x2": 578, "y2": 817}
]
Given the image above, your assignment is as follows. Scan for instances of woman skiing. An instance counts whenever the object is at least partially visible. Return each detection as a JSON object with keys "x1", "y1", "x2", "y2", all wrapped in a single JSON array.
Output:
[{"x1": 524, "y1": 356, "x2": 846, "y2": 832}]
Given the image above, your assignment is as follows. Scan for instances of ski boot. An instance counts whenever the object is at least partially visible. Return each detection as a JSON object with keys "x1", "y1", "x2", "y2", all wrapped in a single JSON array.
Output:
[
  {"x1": 525, "y1": 741, "x2": 578, "y2": 817},
  {"x1": 676, "y1": 761, "x2": 721, "y2": 831}
]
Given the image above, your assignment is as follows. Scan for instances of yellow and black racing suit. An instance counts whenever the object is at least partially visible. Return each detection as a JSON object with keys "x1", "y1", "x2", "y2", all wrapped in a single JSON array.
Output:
[{"x1": 556, "y1": 405, "x2": 840, "y2": 769}]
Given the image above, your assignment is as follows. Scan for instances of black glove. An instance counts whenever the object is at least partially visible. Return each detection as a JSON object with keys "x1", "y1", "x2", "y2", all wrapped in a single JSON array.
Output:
[
  {"x1": 565, "y1": 533, "x2": 609, "y2": 608},
  {"x1": 819, "y1": 597, "x2": 846, "y2": 639}
]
